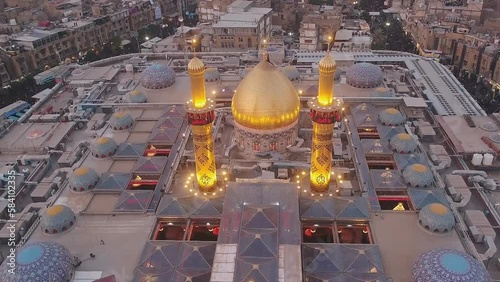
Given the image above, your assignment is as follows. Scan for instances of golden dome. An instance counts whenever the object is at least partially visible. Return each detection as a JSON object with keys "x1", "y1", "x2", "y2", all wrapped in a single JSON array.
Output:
[
  {"x1": 232, "y1": 60, "x2": 300, "y2": 130},
  {"x1": 318, "y1": 53, "x2": 336, "y2": 73},
  {"x1": 188, "y1": 57, "x2": 205, "y2": 74}
]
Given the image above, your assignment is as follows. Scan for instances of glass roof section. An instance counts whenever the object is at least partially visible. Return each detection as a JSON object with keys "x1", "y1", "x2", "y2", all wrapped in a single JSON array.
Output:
[
  {"x1": 361, "y1": 139, "x2": 392, "y2": 155},
  {"x1": 370, "y1": 169, "x2": 406, "y2": 191},
  {"x1": 394, "y1": 153, "x2": 427, "y2": 171},
  {"x1": 377, "y1": 126, "x2": 405, "y2": 141},
  {"x1": 114, "y1": 190, "x2": 153, "y2": 212},
  {"x1": 132, "y1": 157, "x2": 168, "y2": 174},
  {"x1": 114, "y1": 143, "x2": 146, "y2": 158},
  {"x1": 155, "y1": 116, "x2": 184, "y2": 130},
  {"x1": 135, "y1": 241, "x2": 216, "y2": 282},
  {"x1": 93, "y1": 173, "x2": 131, "y2": 193},
  {"x1": 161, "y1": 105, "x2": 186, "y2": 117},
  {"x1": 148, "y1": 128, "x2": 179, "y2": 144},
  {"x1": 302, "y1": 244, "x2": 386, "y2": 281},
  {"x1": 408, "y1": 188, "x2": 449, "y2": 210},
  {"x1": 300, "y1": 197, "x2": 370, "y2": 220},
  {"x1": 156, "y1": 196, "x2": 223, "y2": 218},
  {"x1": 234, "y1": 257, "x2": 278, "y2": 282}
]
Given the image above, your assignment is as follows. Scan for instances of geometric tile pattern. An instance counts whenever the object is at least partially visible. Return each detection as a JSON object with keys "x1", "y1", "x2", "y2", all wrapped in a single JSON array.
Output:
[
  {"x1": 302, "y1": 244, "x2": 387, "y2": 281},
  {"x1": 134, "y1": 241, "x2": 216, "y2": 282},
  {"x1": 300, "y1": 197, "x2": 370, "y2": 220}
]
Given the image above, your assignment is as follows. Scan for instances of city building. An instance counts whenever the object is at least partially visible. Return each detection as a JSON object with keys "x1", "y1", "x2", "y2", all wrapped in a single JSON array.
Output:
[
  {"x1": 299, "y1": 6, "x2": 343, "y2": 51},
  {"x1": 211, "y1": 1, "x2": 272, "y2": 51}
]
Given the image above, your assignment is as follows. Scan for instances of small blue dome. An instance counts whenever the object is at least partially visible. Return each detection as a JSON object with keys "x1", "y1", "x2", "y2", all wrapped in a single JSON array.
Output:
[
  {"x1": 379, "y1": 108, "x2": 405, "y2": 126},
  {"x1": 0, "y1": 241, "x2": 75, "y2": 282},
  {"x1": 418, "y1": 203, "x2": 455, "y2": 233},
  {"x1": 281, "y1": 66, "x2": 301, "y2": 81},
  {"x1": 346, "y1": 63, "x2": 383, "y2": 88},
  {"x1": 390, "y1": 133, "x2": 417, "y2": 153},
  {"x1": 141, "y1": 63, "x2": 175, "y2": 89},
  {"x1": 127, "y1": 89, "x2": 147, "y2": 103},
  {"x1": 69, "y1": 167, "x2": 99, "y2": 191},
  {"x1": 412, "y1": 249, "x2": 490, "y2": 282},
  {"x1": 372, "y1": 87, "x2": 393, "y2": 97},
  {"x1": 403, "y1": 164, "x2": 434, "y2": 187},
  {"x1": 91, "y1": 137, "x2": 118, "y2": 158},
  {"x1": 205, "y1": 68, "x2": 220, "y2": 82},
  {"x1": 40, "y1": 205, "x2": 76, "y2": 234},
  {"x1": 109, "y1": 111, "x2": 134, "y2": 131}
]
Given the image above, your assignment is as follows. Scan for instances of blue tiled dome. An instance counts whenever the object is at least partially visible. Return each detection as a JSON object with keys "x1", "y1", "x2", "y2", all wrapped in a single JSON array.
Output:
[
  {"x1": 403, "y1": 164, "x2": 434, "y2": 187},
  {"x1": 412, "y1": 249, "x2": 490, "y2": 282},
  {"x1": 379, "y1": 108, "x2": 405, "y2": 126},
  {"x1": 418, "y1": 203, "x2": 455, "y2": 233},
  {"x1": 0, "y1": 241, "x2": 75, "y2": 282},
  {"x1": 91, "y1": 137, "x2": 118, "y2": 158},
  {"x1": 205, "y1": 68, "x2": 220, "y2": 82},
  {"x1": 281, "y1": 66, "x2": 301, "y2": 81},
  {"x1": 346, "y1": 63, "x2": 383, "y2": 88},
  {"x1": 141, "y1": 63, "x2": 175, "y2": 89},
  {"x1": 390, "y1": 133, "x2": 417, "y2": 153},
  {"x1": 40, "y1": 205, "x2": 76, "y2": 234},
  {"x1": 127, "y1": 89, "x2": 147, "y2": 103},
  {"x1": 371, "y1": 87, "x2": 393, "y2": 97},
  {"x1": 109, "y1": 111, "x2": 134, "y2": 131},
  {"x1": 69, "y1": 167, "x2": 99, "y2": 191}
]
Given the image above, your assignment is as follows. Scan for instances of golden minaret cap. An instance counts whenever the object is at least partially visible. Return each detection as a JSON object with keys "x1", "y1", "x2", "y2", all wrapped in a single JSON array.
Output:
[
  {"x1": 318, "y1": 53, "x2": 336, "y2": 74},
  {"x1": 188, "y1": 56, "x2": 205, "y2": 75}
]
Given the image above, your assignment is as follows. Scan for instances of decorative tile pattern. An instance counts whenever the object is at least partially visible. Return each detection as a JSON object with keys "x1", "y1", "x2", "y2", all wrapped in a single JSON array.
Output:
[
  {"x1": 141, "y1": 63, "x2": 175, "y2": 89},
  {"x1": 379, "y1": 108, "x2": 405, "y2": 126},
  {"x1": 69, "y1": 167, "x2": 99, "y2": 192},
  {"x1": 40, "y1": 205, "x2": 76, "y2": 234},
  {"x1": 418, "y1": 203, "x2": 455, "y2": 233},
  {"x1": 403, "y1": 164, "x2": 434, "y2": 187},
  {"x1": 346, "y1": 63, "x2": 383, "y2": 88},
  {"x1": 412, "y1": 249, "x2": 490, "y2": 282},
  {"x1": 390, "y1": 133, "x2": 417, "y2": 153},
  {"x1": 108, "y1": 111, "x2": 134, "y2": 131},
  {"x1": 0, "y1": 242, "x2": 74, "y2": 282},
  {"x1": 90, "y1": 137, "x2": 118, "y2": 159}
]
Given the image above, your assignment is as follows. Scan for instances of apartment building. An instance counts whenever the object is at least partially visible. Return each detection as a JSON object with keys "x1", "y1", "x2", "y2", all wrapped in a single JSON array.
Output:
[
  {"x1": 2, "y1": 3, "x2": 154, "y2": 79},
  {"x1": 299, "y1": 6, "x2": 343, "y2": 51},
  {"x1": 211, "y1": 1, "x2": 272, "y2": 50},
  {"x1": 423, "y1": 0, "x2": 484, "y2": 22},
  {"x1": 451, "y1": 35, "x2": 499, "y2": 78},
  {"x1": 405, "y1": 18, "x2": 472, "y2": 57}
]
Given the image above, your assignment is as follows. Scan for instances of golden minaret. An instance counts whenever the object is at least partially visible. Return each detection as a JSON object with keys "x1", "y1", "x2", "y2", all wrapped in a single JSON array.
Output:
[
  {"x1": 185, "y1": 57, "x2": 217, "y2": 192},
  {"x1": 308, "y1": 42, "x2": 343, "y2": 193}
]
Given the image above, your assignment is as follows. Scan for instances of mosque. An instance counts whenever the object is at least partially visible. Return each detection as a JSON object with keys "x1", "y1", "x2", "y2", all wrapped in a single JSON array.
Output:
[{"x1": 0, "y1": 46, "x2": 494, "y2": 282}]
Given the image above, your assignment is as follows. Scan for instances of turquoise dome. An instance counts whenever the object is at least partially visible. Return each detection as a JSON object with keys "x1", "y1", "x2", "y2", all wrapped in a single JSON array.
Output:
[
  {"x1": 390, "y1": 133, "x2": 417, "y2": 153},
  {"x1": 418, "y1": 203, "x2": 455, "y2": 233},
  {"x1": 372, "y1": 87, "x2": 393, "y2": 97},
  {"x1": 109, "y1": 111, "x2": 134, "y2": 131},
  {"x1": 0, "y1": 242, "x2": 75, "y2": 282},
  {"x1": 412, "y1": 249, "x2": 490, "y2": 282},
  {"x1": 91, "y1": 137, "x2": 118, "y2": 158},
  {"x1": 204, "y1": 68, "x2": 220, "y2": 82},
  {"x1": 141, "y1": 63, "x2": 175, "y2": 89},
  {"x1": 403, "y1": 164, "x2": 434, "y2": 187},
  {"x1": 40, "y1": 205, "x2": 76, "y2": 234},
  {"x1": 379, "y1": 108, "x2": 405, "y2": 126},
  {"x1": 69, "y1": 167, "x2": 99, "y2": 191},
  {"x1": 126, "y1": 89, "x2": 147, "y2": 103}
]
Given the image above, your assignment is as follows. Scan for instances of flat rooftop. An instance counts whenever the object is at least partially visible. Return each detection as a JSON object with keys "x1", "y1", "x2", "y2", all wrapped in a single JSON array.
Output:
[{"x1": 372, "y1": 212, "x2": 465, "y2": 282}]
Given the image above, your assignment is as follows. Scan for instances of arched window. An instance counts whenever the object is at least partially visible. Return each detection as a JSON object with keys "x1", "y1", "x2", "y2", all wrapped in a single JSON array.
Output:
[
  {"x1": 253, "y1": 141, "x2": 260, "y2": 152},
  {"x1": 248, "y1": 38, "x2": 252, "y2": 48},
  {"x1": 270, "y1": 141, "x2": 277, "y2": 151}
]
